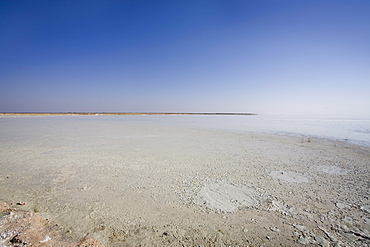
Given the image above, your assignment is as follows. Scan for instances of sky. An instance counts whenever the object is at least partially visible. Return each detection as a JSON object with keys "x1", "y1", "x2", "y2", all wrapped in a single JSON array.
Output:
[{"x1": 0, "y1": 0, "x2": 369, "y2": 115}]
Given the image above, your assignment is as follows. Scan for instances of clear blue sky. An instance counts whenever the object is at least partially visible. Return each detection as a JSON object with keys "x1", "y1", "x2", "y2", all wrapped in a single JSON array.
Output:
[{"x1": 1, "y1": 0, "x2": 369, "y2": 115}]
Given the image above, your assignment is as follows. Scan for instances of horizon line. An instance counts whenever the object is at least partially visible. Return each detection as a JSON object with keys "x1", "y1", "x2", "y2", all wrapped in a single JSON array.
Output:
[{"x1": 0, "y1": 112, "x2": 257, "y2": 116}]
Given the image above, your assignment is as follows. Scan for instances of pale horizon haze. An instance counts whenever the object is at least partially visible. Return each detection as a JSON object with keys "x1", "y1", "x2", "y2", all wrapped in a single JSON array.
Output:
[{"x1": 1, "y1": 0, "x2": 369, "y2": 115}]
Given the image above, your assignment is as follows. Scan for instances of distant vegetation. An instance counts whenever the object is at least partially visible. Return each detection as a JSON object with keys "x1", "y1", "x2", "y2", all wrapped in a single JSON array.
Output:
[{"x1": 0, "y1": 112, "x2": 257, "y2": 116}]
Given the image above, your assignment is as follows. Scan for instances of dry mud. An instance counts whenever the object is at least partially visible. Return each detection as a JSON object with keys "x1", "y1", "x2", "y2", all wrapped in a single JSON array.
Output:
[
  {"x1": 0, "y1": 201, "x2": 103, "y2": 246},
  {"x1": 0, "y1": 117, "x2": 369, "y2": 246}
]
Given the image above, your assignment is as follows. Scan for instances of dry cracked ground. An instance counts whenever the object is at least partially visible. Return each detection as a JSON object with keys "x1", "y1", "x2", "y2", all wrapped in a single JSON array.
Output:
[{"x1": 1, "y1": 120, "x2": 369, "y2": 246}]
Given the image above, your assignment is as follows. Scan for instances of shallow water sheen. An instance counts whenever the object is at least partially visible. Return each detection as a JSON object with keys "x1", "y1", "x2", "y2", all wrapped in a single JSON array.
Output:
[
  {"x1": 1, "y1": 114, "x2": 369, "y2": 146},
  {"x1": 145, "y1": 114, "x2": 370, "y2": 146}
]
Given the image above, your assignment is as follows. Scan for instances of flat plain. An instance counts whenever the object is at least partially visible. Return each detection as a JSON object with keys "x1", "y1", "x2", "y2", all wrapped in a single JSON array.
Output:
[{"x1": 0, "y1": 116, "x2": 369, "y2": 246}]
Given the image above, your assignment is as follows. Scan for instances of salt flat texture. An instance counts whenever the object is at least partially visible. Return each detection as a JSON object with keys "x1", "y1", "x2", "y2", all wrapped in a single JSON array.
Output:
[
  {"x1": 315, "y1": 165, "x2": 350, "y2": 175},
  {"x1": 0, "y1": 116, "x2": 369, "y2": 246},
  {"x1": 197, "y1": 182, "x2": 260, "y2": 212},
  {"x1": 270, "y1": 171, "x2": 312, "y2": 183}
]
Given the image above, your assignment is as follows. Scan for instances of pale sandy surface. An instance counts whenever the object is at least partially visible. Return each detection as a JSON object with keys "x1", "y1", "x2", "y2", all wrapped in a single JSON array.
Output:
[{"x1": 0, "y1": 116, "x2": 369, "y2": 246}]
